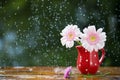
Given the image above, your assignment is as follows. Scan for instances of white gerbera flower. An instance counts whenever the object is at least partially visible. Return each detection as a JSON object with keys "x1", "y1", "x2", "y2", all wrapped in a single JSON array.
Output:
[
  {"x1": 60, "y1": 24, "x2": 82, "y2": 48},
  {"x1": 80, "y1": 25, "x2": 106, "y2": 52}
]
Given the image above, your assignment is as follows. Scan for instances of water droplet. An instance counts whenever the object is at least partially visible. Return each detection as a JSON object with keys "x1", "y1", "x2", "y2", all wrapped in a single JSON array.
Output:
[{"x1": 17, "y1": 6, "x2": 20, "y2": 10}]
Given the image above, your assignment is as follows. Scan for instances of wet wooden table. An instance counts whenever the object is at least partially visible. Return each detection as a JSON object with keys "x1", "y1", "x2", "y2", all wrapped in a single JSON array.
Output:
[{"x1": 0, "y1": 67, "x2": 120, "y2": 80}]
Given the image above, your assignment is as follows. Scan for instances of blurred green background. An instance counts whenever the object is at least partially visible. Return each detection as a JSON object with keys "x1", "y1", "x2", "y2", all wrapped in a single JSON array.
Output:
[{"x1": 0, "y1": 0, "x2": 120, "y2": 67}]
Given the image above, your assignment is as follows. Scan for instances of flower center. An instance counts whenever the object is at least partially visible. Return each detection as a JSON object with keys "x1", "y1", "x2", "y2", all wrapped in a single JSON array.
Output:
[
  {"x1": 66, "y1": 31, "x2": 75, "y2": 41},
  {"x1": 86, "y1": 32, "x2": 100, "y2": 45},
  {"x1": 90, "y1": 36, "x2": 96, "y2": 42},
  {"x1": 68, "y1": 33, "x2": 73, "y2": 39}
]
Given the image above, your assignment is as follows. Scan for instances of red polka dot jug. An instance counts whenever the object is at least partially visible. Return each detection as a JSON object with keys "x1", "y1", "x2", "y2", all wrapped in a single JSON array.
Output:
[{"x1": 76, "y1": 46, "x2": 105, "y2": 74}]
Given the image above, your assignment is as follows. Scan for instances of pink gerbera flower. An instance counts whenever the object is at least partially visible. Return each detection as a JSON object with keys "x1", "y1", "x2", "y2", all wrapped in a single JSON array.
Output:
[
  {"x1": 80, "y1": 25, "x2": 106, "y2": 52},
  {"x1": 60, "y1": 24, "x2": 82, "y2": 48}
]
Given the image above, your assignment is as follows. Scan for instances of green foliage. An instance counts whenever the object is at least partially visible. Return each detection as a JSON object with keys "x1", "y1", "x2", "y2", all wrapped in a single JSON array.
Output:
[{"x1": 0, "y1": 0, "x2": 120, "y2": 66}]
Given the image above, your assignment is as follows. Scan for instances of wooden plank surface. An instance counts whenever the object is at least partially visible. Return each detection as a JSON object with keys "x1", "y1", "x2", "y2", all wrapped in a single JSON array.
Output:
[{"x1": 0, "y1": 67, "x2": 120, "y2": 80}]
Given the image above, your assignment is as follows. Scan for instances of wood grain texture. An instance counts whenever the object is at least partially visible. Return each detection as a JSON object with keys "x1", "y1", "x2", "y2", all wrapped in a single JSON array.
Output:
[{"x1": 0, "y1": 67, "x2": 120, "y2": 80}]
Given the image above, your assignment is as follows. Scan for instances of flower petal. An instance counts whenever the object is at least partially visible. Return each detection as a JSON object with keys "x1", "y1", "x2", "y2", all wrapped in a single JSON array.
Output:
[
  {"x1": 97, "y1": 28, "x2": 103, "y2": 33},
  {"x1": 66, "y1": 41, "x2": 74, "y2": 48},
  {"x1": 64, "y1": 66, "x2": 72, "y2": 78},
  {"x1": 83, "y1": 28, "x2": 88, "y2": 34},
  {"x1": 88, "y1": 25, "x2": 96, "y2": 32},
  {"x1": 60, "y1": 37, "x2": 66, "y2": 46}
]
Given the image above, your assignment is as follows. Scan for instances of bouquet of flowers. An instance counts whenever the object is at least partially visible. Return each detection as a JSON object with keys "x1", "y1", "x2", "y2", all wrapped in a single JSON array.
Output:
[{"x1": 60, "y1": 24, "x2": 106, "y2": 52}]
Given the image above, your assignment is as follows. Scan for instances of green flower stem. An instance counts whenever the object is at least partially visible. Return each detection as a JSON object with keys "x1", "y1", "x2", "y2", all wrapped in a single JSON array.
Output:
[
  {"x1": 70, "y1": 72, "x2": 110, "y2": 78},
  {"x1": 80, "y1": 72, "x2": 110, "y2": 78},
  {"x1": 76, "y1": 41, "x2": 82, "y2": 45}
]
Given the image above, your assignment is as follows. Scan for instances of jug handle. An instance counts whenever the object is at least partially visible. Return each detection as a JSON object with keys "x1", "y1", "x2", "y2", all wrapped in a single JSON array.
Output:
[{"x1": 99, "y1": 48, "x2": 105, "y2": 65}]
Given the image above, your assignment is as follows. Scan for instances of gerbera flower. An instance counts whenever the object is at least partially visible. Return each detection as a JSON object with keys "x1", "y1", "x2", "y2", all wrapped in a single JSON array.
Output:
[
  {"x1": 60, "y1": 24, "x2": 82, "y2": 48},
  {"x1": 80, "y1": 25, "x2": 106, "y2": 52}
]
